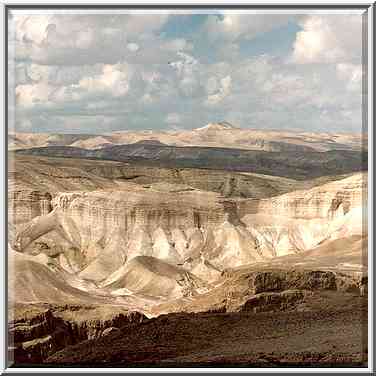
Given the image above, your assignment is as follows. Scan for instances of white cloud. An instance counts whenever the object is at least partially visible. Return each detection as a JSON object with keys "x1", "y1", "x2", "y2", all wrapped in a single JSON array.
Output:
[
  {"x1": 165, "y1": 112, "x2": 181, "y2": 124},
  {"x1": 127, "y1": 43, "x2": 139, "y2": 52},
  {"x1": 26, "y1": 63, "x2": 53, "y2": 82},
  {"x1": 169, "y1": 51, "x2": 198, "y2": 76},
  {"x1": 15, "y1": 62, "x2": 131, "y2": 109},
  {"x1": 205, "y1": 76, "x2": 219, "y2": 95},
  {"x1": 9, "y1": 12, "x2": 364, "y2": 134},
  {"x1": 336, "y1": 63, "x2": 363, "y2": 91},
  {"x1": 10, "y1": 13, "x2": 171, "y2": 65},
  {"x1": 13, "y1": 14, "x2": 51, "y2": 44},
  {"x1": 78, "y1": 63, "x2": 131, "y2": 97},
  {"x1": 141, "y1": 93, "x2": 154, "y2": 104},
  {"x1": 292, "y1": 15, "x2": 362, "y2": 64},
  {"x1": 75, "y1": 28, "x2": 95, "y2": 49},
  {"x1": 206, "y1": 75, "x2": 231, "y2": 105},
  {"x1": 169, "y1": 52, "x2": 201, "y2": 97},
  {"x1": 16, "y1": 82, "x2": 52, "y2": 107}
]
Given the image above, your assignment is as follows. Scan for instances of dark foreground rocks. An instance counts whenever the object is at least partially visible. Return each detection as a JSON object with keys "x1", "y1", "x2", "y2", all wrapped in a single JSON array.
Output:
[
  {"x1": 8, "y1": 305, "x2": 145, "y2": 365},
  {"x1": 8, "y1": 289, "x2": 367, "y2": 368}
]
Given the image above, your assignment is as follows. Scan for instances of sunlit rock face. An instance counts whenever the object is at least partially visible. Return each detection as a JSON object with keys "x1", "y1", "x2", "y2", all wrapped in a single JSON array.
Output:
[
  {"x1": 9, "y1": 169, "x2": 367, "y2": 309},
  {"x1": 12, "y1": 187, "x2": 228, "y2": 280},
  {"x1": 252, "y1": 173, "x2": 366, "y2": 220},
  {"x1": 238, "y1": 173, "x2": 367, "y2": 257}
]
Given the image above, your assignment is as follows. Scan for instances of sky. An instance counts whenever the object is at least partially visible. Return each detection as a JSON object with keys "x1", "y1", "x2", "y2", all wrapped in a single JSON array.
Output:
[{"x1": 8, "y1": 10, "x2": 365, "y2": 134}]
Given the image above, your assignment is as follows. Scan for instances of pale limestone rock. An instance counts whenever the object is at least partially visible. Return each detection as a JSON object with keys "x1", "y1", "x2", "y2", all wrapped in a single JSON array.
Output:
[{"x1": 10, "y1": 172, "x2": 367, "y2": 305}]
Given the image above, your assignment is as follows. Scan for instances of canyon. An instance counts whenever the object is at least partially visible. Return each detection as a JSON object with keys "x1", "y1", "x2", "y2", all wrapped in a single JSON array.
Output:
[{"x1": 7, "y1": 125, "x2": 368, "y2": 367}]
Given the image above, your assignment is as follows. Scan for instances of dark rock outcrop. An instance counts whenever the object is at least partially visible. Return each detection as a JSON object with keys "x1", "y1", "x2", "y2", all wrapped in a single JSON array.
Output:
[
  {"x1": 240, "y1": 289, "x2": 307, "y2": 313},
  {"x1": 8, "y1": 305, "x2": 146, "y2": 364}
]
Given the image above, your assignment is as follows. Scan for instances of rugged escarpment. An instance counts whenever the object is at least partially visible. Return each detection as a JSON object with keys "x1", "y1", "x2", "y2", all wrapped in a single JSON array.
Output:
[
  {"x1": 8, "y1": 304, "x2": 145, "y2": 364},
  {"x1": 9, "y1": 161, "x2": 367, "y2": 307}
]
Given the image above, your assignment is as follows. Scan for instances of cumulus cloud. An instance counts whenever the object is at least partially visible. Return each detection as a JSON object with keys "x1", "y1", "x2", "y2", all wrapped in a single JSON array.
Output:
[
  {"x1": 78, "y1": 63, "x2": 131, "y2": 97},
  {"x1": 13, "y1": 14, "x2": 51, "y2": 44},
  {"x1": 16, "y1": 82, "x2": 52, "y2": 107},
  {"x1": 10, "y1": 13, "x2": 171, "y2": 65},
  {"x1": 9, "y1": 11, "x2": 365, "y2": 134},
  {"x1": 15, "y1": 62, "x2": 131, "y2": 110},
  {"x1": 169, "y1": 51, "x2": 198, "y2": 76},
  {"x1": 126, "y1": 43, "x2": 139, "y2": 52},
  {"x1": 336, "y1": 63, "x2": 363, "y2": 92},
  {"x1": 168, "y1": 52, "x2": 202, "y2": 97},
  {"x1": 292, "y1": 14, "x2": 363, "y2": 64},
  {"x1": 206, "y1": 75, "x2": 232, "y2": 105}
]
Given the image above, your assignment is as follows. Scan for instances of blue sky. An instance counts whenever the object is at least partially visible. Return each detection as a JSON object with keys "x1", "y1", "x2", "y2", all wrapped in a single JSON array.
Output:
[{"x1": 9, "y1": 11, "x2": 364, "y2": 134}]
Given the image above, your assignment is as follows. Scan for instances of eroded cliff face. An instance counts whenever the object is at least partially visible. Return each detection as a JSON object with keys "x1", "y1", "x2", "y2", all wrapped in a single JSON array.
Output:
[
  {"x1": 13, "y1": 188, "x2": 226, "y2": 270},
  {"x1": 240, "y1": 173, "x2": 366, "y2": 220},
  {"x1": 9, "y1": 170, "x2": 367, "y2": 308},
  {"x1": 237, "y1": 173, "x2": 366, "y2": 257}
]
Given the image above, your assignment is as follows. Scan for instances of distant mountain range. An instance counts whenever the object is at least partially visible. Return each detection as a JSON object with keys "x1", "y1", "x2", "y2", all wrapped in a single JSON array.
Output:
[{"x1": 9, "y1": 122, "x2": 367, "y2": 152}]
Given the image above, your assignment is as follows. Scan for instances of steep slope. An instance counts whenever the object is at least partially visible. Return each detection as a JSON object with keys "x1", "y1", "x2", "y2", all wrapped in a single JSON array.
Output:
[
  {"x1": 238, "y1": 173, "x2": 366, "y2": 257},
  {"x1": 8, "y1": 249, "x2": 106, "y2": 305},
  {"x1": 10, "y1": 171, "x2": 367, "y2": 305},
  {"x1": 100, "y1": 256, "x2": 206, "y2": 300}
]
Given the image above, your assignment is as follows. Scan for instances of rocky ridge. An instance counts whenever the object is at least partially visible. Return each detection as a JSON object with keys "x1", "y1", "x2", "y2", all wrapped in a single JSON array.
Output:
[{"x1": 9, "y1": 123, "x2": 366, "y2": 152}]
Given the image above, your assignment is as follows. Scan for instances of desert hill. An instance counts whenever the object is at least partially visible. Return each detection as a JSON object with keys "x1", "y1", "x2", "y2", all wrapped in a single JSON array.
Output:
[{"x1": 9, "y1": 122, "x2": 366, "y2": 152}]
